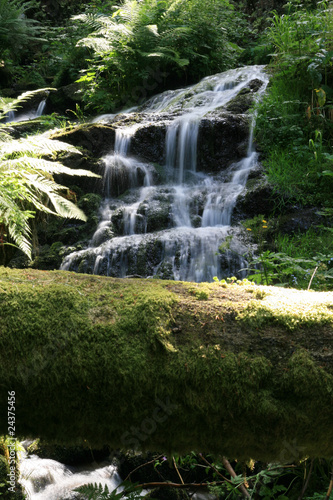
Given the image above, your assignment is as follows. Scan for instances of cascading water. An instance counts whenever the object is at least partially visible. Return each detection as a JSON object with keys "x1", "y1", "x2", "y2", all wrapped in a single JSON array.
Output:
[
  {"x1": 61, "y1": 66, "x2": 269, "y2": 282},
  {"x1": 5, "y1": 99, "x2": 46, "y2": 123},
  {"x1": 19, "y1": 452, "x2": 122, "y2": 500}
]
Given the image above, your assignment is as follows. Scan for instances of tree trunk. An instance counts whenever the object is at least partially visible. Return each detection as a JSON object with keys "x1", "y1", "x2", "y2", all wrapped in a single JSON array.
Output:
[{"x1": 0, "y1": 267, "x2": 332, "y2": 461}]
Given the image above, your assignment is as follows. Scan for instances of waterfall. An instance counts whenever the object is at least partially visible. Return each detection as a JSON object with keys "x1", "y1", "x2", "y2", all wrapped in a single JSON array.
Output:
[
  {"x1": 5, "y1": 99, "x2": 47, "y2": 123},
  {"x1": 36, "y1": 99, "x2": 47, "y2": 117},
  {"x1": 61, "y1": 66, "x2": 269, "y2": 282},
  {"x1": 5, "y1": 110, "x2": 16, "y2": 123},
  {"x1": 19, "y1": 452, "x2": 122, "y2": 500},
  {"x1": 103, "y1": 127, "x2": 152, "y2": 198}
]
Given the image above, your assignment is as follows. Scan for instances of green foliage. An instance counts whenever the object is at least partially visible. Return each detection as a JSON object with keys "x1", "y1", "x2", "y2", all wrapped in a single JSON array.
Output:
[
  {"x1": 0, "y1": 437, "x2": 25, "y2": 499},
  {"x1": 0, "y1": 91, "x2": 100, "y2": 261},
  {"x1": 208, "y1": 465, "x2": 290, "y2": 499},
  {"x1": 246, "y1": 250, "x2": 333, "y2": 290},
  {"x1": 242, "y1": 216, "x2": 333, "y2": 290},
  {"x1": 40, "y1": 23, "x2": 92, "y2": 89},
  {"x1": 0, "y1": 0, "x2": 41, "y2": 62},
  {"x1": 72, "y1": 0, "x2": 244, "y2": 112},
  {"x1": 74, "y1": 481, "x2": 142, "y2": 500},
  {"x1": 254, "y1": 1, "x2": 333, "y2": 208},
  {"x1": 154, "y1": 453, "x2": 333, "y2": 500}
]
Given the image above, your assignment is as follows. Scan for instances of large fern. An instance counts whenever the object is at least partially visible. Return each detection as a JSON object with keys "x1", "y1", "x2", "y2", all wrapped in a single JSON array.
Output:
[{"x1": 0, "y1": 127, "x2": 100, "y2": 261}]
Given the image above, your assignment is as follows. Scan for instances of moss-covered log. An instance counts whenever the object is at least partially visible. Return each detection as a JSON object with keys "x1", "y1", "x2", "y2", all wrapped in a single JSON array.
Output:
[{"x1": 0, "y1": 267, "x2": 332, "y2": 461}]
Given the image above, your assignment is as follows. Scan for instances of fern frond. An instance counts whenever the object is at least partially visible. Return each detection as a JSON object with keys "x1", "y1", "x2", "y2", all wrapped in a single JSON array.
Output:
[
  {"x1": 74, "y1": 481, "x2": 112, "y2": 499},
  {"x1": 0, "y1": 189, "x2": 33, "y2": 259},
  {"x1": 73, "y1": 480, "x2": 142, "y2": 500},
  {"x1": 146, "y1": 24, "x2": 159, "y2": 36},
  {"x1": 0, "y1": 136, "x2": 82, "y2": 158},
  {"x1": 0, "y1": 88, "x2": 55, "y2": 119},
  {"x1": 7, "y1": 221, "x2": 33, "y2": 259},
  {"x1": 4, "y1": 157, "x2": 100, "y2": 179},
  {"x1": 47, "y1": 192, "x2": 87, "y2": 221},
  {"x1": 0, "y1": 87, "x2": 99, "y2": 262},
  {"x1": 17, "y1": 172, "x2": 84, "y2": 217},
  {"x1": 77, "y1": 36, "x2": 113, "y2": 52},
  {"x1": 2, "y1": 171, "x2": 87, "y2": 221},
  {"x1": 72, "y1": 12, "x2": 105, "y2": 31}
]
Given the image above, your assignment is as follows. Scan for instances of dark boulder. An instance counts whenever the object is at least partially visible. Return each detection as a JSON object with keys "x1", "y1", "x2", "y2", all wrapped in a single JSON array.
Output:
[
  {"x1": 197, "y1": 112, "x2": 249, "y2": 172},
  {"x1": 51, "y1": 123, "x2": 116, "y2": 157}
]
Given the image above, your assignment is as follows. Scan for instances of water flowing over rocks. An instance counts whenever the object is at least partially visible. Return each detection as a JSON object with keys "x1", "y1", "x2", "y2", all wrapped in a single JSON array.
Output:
[
  {"x1": 20, "y1": 451, "x2": 121, "y2": 500},
  {"x1": 58, "y1": 66, "x2": 270, "y2": 282}
]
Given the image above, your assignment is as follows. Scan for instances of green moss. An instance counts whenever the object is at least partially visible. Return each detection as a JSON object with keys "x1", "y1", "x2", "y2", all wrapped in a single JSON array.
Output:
[
  {"x1": 237, "y1": 286, "x2": 333, "y2": 330},
  {"x1": 0, "y1": 269, "x2": 332, "y2": 461},
  {"x1": 0, "y1": 455, "x2": 9, "y2": 480}
]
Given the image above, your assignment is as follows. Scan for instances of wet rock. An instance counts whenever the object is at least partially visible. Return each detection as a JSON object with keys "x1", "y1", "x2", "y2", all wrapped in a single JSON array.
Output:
[
  {"x1": 111, "y1": 208, "x2": 126, "y2": 235},
  {"x1": 52, "y1": 109, "x2": 252, "y2": 176},
  {"x1": 232, "y1": 175, "x2": 276, "y2": 221},
  {"x1": 138, "y1": 199, "x2": 172, "y2": 233},
  {"x1": 51, "y1": 123, "x2": 116, "y2": 157},
  {"x1": 197, "y1": 112, "x2": 249, "y2": 172},
  {"x1": 225, "y1": 79, "x2": 264, "y2": 114},
  {"x1": 277, "y1": 207, "x2": 329, "y2": 234},
  {"x1": 131, "y1": 122, "x2": 167, "y2": 164}
]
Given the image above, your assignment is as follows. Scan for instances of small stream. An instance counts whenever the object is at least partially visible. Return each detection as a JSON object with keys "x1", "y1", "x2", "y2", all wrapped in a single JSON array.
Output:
[
  {"x1": 5, "y1": 99, "x2": 46, "y2": 123},
  {"x1": 20, "y1": 452, "x2": 122, "y2": 499}
]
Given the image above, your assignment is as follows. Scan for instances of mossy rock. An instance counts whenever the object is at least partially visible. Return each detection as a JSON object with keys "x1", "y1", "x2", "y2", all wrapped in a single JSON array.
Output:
[
  {"x1": 2, "y1": 117, "x2": 55, "y2": 139},
  {"x1": 50, "y1": 123, "x2": 116, "y2": 157},
  {"x1": 0, "y1": 268, "x2": 332, "y2": 461},
  {"x1": 137, "y1": 199, "x2": 172, "y2": 234},
  {"x1": 29, "y1": 242, "x2": 67, "y2": 270}
]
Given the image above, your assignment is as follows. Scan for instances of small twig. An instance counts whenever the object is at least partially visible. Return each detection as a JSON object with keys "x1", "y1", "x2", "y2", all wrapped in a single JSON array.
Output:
[
  {"x1": 307, "y1": 266, "x2": 318, "y2": 290},
  {"x1": 133, "y1": 480, "x2": 231, "y2": 490},
  {"x1": 325, "y1": 462, "x2": 333, "y2": 500},
  {"x1": 199, "y1": 454, "x2": 230, "y2": 483},
  {"x1": 173, "y1": 456, "x2": 184, "y2": 485},
  {"x1": 298, "y1": 459, "x2": 314, "y2": 500},
  {"x1": 123, "y1": 455, "x2": 164, "y2": 482},
  {"x1": 222, "y1": 457, "x2": 251, "y2": 499},
  {"x1": 199, "y1": 454, "x2": 250, "y2": 498}
]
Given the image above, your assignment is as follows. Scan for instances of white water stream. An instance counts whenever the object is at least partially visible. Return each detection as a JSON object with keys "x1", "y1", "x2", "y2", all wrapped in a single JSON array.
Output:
[
  {"x1": 61, "y1": 66, "x2": 269, "y2": 282},
  {"x1": 20, "y1": 452, "x2": 122, "y2": 499},
  {"x1": 5, "y1": 99, "x2": 46, "y2": 123}
]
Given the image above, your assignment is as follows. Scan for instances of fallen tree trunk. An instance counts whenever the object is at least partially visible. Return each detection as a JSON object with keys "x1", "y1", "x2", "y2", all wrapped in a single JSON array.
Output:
[{"x1": 0, "y1": 267, "x2": 332, "y2": 461}]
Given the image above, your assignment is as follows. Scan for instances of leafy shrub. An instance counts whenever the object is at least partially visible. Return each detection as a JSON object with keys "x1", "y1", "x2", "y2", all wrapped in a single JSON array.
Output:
[
  {"x1": 72, "y1": 0, "x2": 246, "y2": 113},
  {"x1": 254, "y1": 1, "x2": 333, "y2": 207}
]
